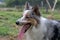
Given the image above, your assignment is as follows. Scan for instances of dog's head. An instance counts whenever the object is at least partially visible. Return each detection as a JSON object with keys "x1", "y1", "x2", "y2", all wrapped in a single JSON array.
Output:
[
  {"x1": 16, "y1": 2, "x2": 41, "y2": 34},
  {"x1": 16, "y1": 2, "x2": 41, "y2": 40},
  {"x1": 16, "y1": 2, "x2": 41, "y2": 33}
]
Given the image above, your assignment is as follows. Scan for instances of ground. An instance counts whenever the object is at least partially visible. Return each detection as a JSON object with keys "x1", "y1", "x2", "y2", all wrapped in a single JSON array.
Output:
[{"x1": 0, "y1": 10, "x2": 60, "y2": 40}]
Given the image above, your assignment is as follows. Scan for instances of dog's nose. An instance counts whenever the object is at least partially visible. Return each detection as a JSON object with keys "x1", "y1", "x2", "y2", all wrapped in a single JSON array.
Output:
[{"x1": 16, "y1": 21, "x2": 19, "y2": 25}]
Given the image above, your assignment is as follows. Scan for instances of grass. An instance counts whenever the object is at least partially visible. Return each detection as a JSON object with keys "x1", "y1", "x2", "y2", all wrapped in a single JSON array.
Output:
[
  {"x1": 41, "y1": 9, "x2": 60, "y2": 20},
  {"x1": 42, "y1": 13, "x2": 60, "y2": 20},
  {"x1": 0, "y1": 10, "x2": 60, "y2": 36},
  {"x1": 0, "y1": 11, "x2": 22, "y2": 36}
]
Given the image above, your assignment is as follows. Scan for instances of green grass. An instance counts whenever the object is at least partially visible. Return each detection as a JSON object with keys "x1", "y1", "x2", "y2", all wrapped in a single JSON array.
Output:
[
  {"x1": 0, "y1": 11, "x2": 22, "y2": 36},
  {"x1": 41, "y1": 9, "x2": 60, "y2": 20},
  {"x1": 0, "y1": 10, "x2": 60, "y2": 36},
  {"x1": 42, "y1": 13, "x2": 60, "y2": 20}
]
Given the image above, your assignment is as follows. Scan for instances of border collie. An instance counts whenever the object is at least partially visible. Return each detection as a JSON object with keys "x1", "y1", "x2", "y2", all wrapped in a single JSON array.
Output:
[{"x1": 16, "y1": 2, "x2": 60, "y2": 40}]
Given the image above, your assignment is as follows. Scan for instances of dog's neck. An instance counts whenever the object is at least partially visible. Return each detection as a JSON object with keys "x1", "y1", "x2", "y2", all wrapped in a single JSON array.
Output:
[
  {"x1": 25, "y1": 17, "x2": 47, "y2": 40},
  {"x1": 28, "y1": 17, "x2": 47, "y2": 30}
]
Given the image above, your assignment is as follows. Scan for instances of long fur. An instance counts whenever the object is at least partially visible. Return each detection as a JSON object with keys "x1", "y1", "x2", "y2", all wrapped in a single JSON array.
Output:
[
  {"x1": 25, "y1": 17, "x2": 60, "y2": 40},
  {"x1": 16, "y1": 2, "x2": 60, "y2": 40},
  {"x1": 16, "y1": 11, "x2": 60, "y2": 40}
]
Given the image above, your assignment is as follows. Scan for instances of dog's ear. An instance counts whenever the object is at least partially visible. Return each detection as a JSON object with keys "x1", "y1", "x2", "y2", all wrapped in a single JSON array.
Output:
[
  {"x1": 32, "y1": 5, "x2": 41, "y2": 16},
  {"x1": 24, "y1": 1, "x2": 31, "y2": 10}
]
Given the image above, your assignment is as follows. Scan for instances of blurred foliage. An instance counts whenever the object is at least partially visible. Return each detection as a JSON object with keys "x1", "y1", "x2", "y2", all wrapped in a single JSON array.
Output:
[
  {"x1": 0, "y1": 11, "x2": 22, "y2": 36},
  {"x1": 3, "y1": 0, "x2": 60, "y2": 9}
]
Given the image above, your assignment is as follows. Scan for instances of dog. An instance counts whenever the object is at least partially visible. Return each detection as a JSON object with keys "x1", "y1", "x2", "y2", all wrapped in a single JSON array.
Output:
[{"x1": 16, "y1": 2, "x2": 60, "y2": 40}]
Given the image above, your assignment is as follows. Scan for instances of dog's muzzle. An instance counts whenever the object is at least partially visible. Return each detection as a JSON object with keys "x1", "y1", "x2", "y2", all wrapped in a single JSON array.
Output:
[
  {"x1": 16, "y1": 21, "x2": 28, "y2": 26},
  {"x1": 16, "y1": 21, "x2": 19, "y2": 25}
]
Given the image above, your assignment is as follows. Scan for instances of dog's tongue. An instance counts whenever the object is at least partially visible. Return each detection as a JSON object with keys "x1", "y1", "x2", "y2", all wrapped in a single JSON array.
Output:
[{"x1": 18, "y1": 23, "x2": 31, "y2": 40}]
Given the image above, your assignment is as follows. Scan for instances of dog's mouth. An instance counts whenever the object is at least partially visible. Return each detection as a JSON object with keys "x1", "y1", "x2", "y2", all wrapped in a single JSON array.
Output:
[
  {"x1": 18, "y1": 23, "x2": 31, "y2": 40},
  {"x1": 21, "y1": 23, "x2": 31, "y2": 33},
  {"x1": 17, "y1": 18, "x2": 38, "y2": 40}
]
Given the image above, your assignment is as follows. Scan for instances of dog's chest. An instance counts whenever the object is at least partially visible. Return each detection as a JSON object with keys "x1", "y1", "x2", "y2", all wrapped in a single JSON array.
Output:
[
  {"x1": 25, "y1": 17, "x2": 47, "y2": 40},
  {"x1": 26, "y1": 25, "x2": 47, "y2": 40}
]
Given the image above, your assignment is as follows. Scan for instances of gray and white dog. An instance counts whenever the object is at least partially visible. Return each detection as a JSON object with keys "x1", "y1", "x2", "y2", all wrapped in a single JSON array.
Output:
[{"x1": 16, "y1": 2, "x2": 60, "y2": 40}]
